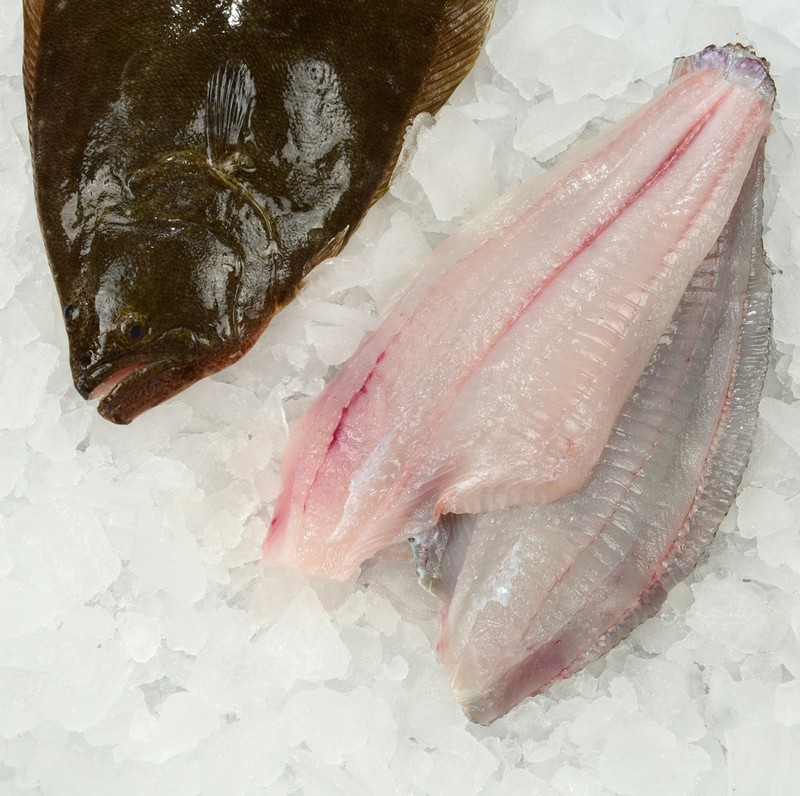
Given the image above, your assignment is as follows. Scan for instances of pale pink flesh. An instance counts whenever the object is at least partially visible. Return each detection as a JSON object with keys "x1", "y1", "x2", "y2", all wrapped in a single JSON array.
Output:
[
  {"x1": 265, "y1": 57, "x2": 773, "y2": 580},
  {"x1": 434, "y1": 143, "x2": 770, "y2": 723}
]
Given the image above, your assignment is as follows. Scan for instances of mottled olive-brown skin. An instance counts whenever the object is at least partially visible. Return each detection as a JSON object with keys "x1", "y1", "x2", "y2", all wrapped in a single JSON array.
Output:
[{"x1": 25, "y1": 0, "x2": 494, "y2": 422}]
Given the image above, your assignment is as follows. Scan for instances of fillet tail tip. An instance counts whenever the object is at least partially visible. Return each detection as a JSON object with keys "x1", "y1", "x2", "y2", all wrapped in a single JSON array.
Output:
[{"x1": 672, "y1": 43, "x2": 775, "y2": 105}]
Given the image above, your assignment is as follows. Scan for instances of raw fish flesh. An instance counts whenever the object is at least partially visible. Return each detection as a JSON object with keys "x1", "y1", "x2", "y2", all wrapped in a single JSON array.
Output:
[
  {"x1": 418, "y1": 135, "x2": 771, "y2": 724},
  {"x1": 264, "y1": 45, "x2": 774, "y2": 580},
  {"x1": 23, "y1": 0, "x2": 496, "y2": 423}
]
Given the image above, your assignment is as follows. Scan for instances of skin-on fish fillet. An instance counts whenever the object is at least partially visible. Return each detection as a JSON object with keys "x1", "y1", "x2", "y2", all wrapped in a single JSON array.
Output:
[
  {"x1": 421, "y1": 135, "x2": 771, "y2": 724},
  {"x1": 264, "y1": 45, "x2": 774, "y2": 580}
]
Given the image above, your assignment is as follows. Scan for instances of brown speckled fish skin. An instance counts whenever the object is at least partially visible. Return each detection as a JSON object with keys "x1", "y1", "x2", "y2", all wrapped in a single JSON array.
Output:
[{"x1": 23, "y1": 0, "x2": 496, "y2": 423}]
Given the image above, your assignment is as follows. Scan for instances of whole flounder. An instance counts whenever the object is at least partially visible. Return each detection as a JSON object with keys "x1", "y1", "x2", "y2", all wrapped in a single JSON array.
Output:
[{"x1": 22, "y1": 0, "x2": 496, "y2": 423}]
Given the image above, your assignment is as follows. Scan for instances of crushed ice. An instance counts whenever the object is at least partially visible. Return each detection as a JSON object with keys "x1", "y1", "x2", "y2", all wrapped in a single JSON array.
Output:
[{"x1": 1, "y1": 0, "x2": 800, "y2": 793}]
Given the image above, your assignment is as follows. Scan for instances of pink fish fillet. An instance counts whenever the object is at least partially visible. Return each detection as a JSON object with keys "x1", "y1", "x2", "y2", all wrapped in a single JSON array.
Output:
[
  {"x1": 423, "y1": 132, "x2": 771, "y2": 723},
  {"x1": 264, "y1": 45, "x2": 774, "y2": 580}
]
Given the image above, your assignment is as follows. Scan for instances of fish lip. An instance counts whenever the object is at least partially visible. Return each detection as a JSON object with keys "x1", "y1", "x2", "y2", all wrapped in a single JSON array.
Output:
[
  {"x1": 96, "y1": 358, "x2": 189, "y2": 425},
  {"x1": 74, "y1": 327, "x2": 209, "y2": 398},
  {"x1": 73, "y1": 328, "x2": 240, "y2": 424},
  {"x1": 88, "y1": 359, "x2": 175, "y2": 402},
  {"x1": 76, "y1": 350, "x2": 189, "y2": 399},
  {"x1": 75, "y1": 348, "x2": 197, "y2": 425}
]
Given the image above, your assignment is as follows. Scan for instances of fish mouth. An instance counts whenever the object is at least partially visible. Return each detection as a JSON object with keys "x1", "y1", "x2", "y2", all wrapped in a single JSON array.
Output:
[
  {"x1": 81, "y1": 356, "x2": 193, "y2": 425},
  {"x1": 88, "y1": 360, "x2": 170, "y2": 402},
  {"x1": 73, "y1": 327, "x2": 227, "y2": 424}
]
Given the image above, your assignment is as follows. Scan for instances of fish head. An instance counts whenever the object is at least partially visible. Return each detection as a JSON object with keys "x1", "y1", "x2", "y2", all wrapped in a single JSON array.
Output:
[{"x1": 67, "y1": 217, "x2": 249, "y2": 424}]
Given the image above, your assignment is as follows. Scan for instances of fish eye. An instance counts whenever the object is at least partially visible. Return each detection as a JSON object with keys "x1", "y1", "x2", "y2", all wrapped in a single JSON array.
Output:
[
  {"x1": 64, "y1": 303, "x2": 79, "y2": 322},
  {"x1": 119, "y1": 313, "x2": 148, "y2": 343}
]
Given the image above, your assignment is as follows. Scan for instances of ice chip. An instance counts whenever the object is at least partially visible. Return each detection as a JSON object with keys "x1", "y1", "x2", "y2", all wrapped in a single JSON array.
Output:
[
  {"x1": 0, "y1": 430, "x2": 26, "y2": 499},
  {"x1": 5, "y1": 500, "x2": 120, "y2": 604},
  {"x1": 163, "y1": 597, "x2": 209, "y2": 655},
  {"x1": 599, "y1": 718, "x2": 709, "y2": 795},
  {"x1": 129, "y1": 510, "x2": 207, "y2": 604},
  {"x1": 345, "y1": 749, "x2": 402, "y2": 796},
  {"x1": 83, "y1": 687, "x2": 148, "y2": 748},
  {"x1": 681, "y1": 5, "x2": 750, "y2": 56},
  {"x1": 485, "y1": 3, "x2": 546, "y2": 101},
  {"x1": 538, "y1": 26, "x2": 634, "y2": 103},
  {"x1": 283, "y1": 687, "x2": 369, "y2": 764},
  {"x1": 406, "y1": 670, "x2": 468, "y2": 748},
  {"x1": 758, "y1": 398, "x2": 800, "y2": 460},
  {"x1": 304, "y1": 301, "x2": 375, "y2": 368},
  {"x1": 262, "y1": 587, "x2": 350, "y2": 684},
  {"x1": 409, "y1": 107, "x2": 497, "y2": 222},
  {"x1": 737, "y1": 487, "x2": 793, "y2": 538},
  {"x1": 514, "y1": 96, "x2": 606, "y2": 159},
  {"x1": 369, "y1": 211, "x2": 432, "y2": 310},
  {"x1": 196, "y1": 710, "x2": 289, "y2": 794},
  {"x1": 625, "y1": 659, "x2": 692, "y2": 727},
  {"x1": 567, "y1": 697, "x2": 634, "y2": 748},
  {"x1": 422, "y1": 731, "x2": 498, "y2": 794},
  {"x1": 364, "y1": 593, "x2": 400, "y2": 636},
  {"x1": 0, "y1": 608, "x2": 131, "y2": 735},
  {"x1": 725, "y1": 722, "x2": 799, "y2": 796},
  {"x1": 0, "y1": 342, "x2": 59, "y2": 430},
  {"x1": 0, "y1": 578, "x2": 59, "y2": 639},
  {"x1": 774, "y1": 681, "x2": 800, "y2": 726},
  {"x1": 116, "y1": 611, "x2": 162, "y2": 663},
  {"x1": 120, "y1": 692, "x2": 222, "y2": 763},
  {"x1": 687, "y1": 577, "x2": 776, "y2": 657}
]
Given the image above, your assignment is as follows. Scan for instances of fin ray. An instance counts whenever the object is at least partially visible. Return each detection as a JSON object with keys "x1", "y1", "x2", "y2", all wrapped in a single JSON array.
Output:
[
  {"x1": 206, "y1": 60, "x2": 257, "y2": 169},
  {"x1": 370, "y1": 0, "x2": 497, "y2": 204},
  {"x1": 22, "y1": 0, "x2": 46, "y2": 110},
  {"x1": 303, "y1": 225, "x2": 351, "y2": 277}
]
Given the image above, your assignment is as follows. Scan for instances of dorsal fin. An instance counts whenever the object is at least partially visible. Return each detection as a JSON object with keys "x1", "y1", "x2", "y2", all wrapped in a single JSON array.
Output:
[
  {"x1": 206, "y1": 60, "x2": 257, "y2": 171},
  {"x1": 412, "y1": 0, "x2": 497, "y2": 119},
  {"x1": 22, "y1": 0, "x2": 46, "y2": 111},
  {"x1": 370, "y1": 0, "x2": 497, "y2": 205}
]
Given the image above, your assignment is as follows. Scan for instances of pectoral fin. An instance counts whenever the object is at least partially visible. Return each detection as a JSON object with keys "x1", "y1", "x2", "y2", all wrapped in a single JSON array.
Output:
[{"x1": 206, "y1": 61, "x2": 257, "y2": 172}]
